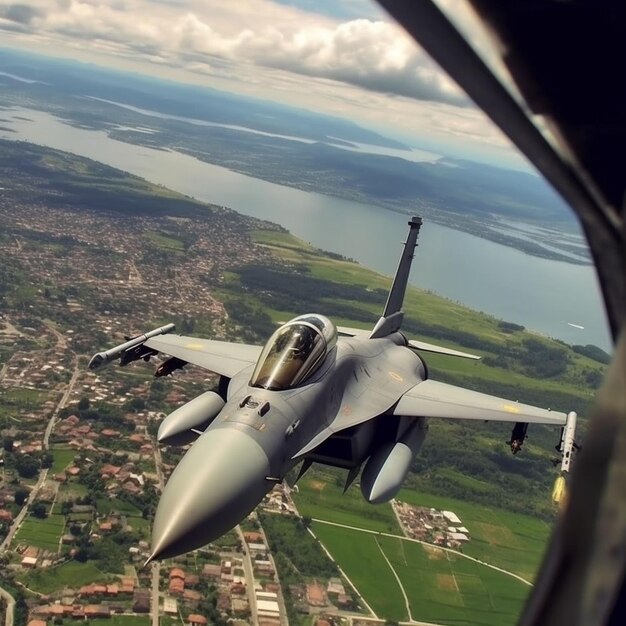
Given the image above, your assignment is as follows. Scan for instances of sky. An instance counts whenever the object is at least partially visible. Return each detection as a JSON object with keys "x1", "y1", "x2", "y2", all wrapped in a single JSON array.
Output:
[{"x1": 0, "y1": 0, "x2": 530, "y2": 169}]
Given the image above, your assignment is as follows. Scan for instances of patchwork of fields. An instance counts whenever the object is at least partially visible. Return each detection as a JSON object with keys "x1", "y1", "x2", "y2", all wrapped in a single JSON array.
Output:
[{"x1": 294, "y1": 474, "x2": 553, "y2": 626}]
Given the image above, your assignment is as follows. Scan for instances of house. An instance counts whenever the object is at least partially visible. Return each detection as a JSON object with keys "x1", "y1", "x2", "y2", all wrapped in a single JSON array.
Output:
[
  {"x1": 0, "y1": 509, "x2": 13, "y2": 522},
  {"x1": 187, "y1": 615, "x2": 208, "y2": 626},
  {"x1": 163, "y1": 598, "x2": 178, "y2": 615},
  {"x1": 84, "y1": 605, "x2": 110, "y2": 618},
  {"x1": 327, "y1": 578, "x2": 345, "y2": 596},
  {"x1": 169, "y1": 578, "x2": 185, "y2": 595},
  {"x1": 170, "y1": 567, "x2": 185, "y2": 580}
]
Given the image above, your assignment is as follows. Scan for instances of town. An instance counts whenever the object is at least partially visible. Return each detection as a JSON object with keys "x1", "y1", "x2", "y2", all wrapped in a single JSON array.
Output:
[{"x1": 0, "y1": 185, "x2": 384, "y2": 626}]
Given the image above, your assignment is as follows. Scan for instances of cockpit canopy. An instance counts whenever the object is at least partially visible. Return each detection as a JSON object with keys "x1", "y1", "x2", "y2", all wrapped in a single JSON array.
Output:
[{"x1": 250, "y1": 315, "x2": 337, "y2": 391}]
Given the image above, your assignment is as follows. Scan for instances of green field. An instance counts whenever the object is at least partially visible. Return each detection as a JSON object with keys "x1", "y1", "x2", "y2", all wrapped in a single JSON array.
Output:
[
  {"x1": 312, "y1": 522, "x2": 530, "y2": 626},
  {"x1": 97, "y1": 497, "x2": 142, "y2": 516},
  {"x1": 312, "y1": 523, "x2": 407, "y2": 621},
  {"x1": 294, "y1": 470, "x2": 551, "y2": 626},
  {"x1": 379, "y1": 535, "x2": 529, "y2": 626},
  {"x1": 51, "y1": 447, "x2": 77, "y2": 474},
  {"x1": 14, "y1": 513, "x2": 65, "y2": 551},
  {"x1": 20, "y1": 560, "x2": 111, "y2": 594},
  {"x1": 396, "y1": 489, "x2": 551, "y2": 581},
  {"x1": 294, "y1": 475, "x2": 551, "y2": 581},
  {"x1": 294, "y1": 474, "x2": 400, "y2": 533},
  {"x1": 145, "y1": 231, "x2": 185, "y2": 252}
]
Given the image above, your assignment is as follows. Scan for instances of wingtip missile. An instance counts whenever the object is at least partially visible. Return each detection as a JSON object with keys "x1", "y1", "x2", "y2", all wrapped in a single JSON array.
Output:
[
  {"x1": 88, "y1": 323, "x2": 175, "y2": 370},
  {"x1": 552, "y1": 411, "x2": 578, "y2": 507}
]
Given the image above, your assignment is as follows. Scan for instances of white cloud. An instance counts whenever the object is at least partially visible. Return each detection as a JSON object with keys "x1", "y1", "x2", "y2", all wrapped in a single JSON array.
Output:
[
  {"x1": 0, "y1": 0, "x2": 523, "y2": 165},
  {"x1": 0, "y1": 0, "x2": 467, "y2": 106}
]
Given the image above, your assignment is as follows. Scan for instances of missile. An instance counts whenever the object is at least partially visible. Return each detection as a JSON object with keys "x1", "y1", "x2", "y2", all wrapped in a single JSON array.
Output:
[
  {"x1": 560, "y1": 411, "x2": 577, "y2": 473},
  {"x1": 552, "y1": 411, "x2": 577, "y2": 507},
  {"x1": 361, "y1": 417, "x2": 428, "y2": 504},
  {"x1": 88, "y1": 323, "x2": 175, "y2": 370},
  {"x1": 157, "y1": 391, "x2": 225, "y2": 446}
]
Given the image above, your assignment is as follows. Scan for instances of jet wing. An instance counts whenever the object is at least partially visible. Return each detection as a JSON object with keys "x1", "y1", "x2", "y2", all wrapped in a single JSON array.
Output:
[
  {"x1": 144, "y1": 335, "x2": 262, "y2": 378},
  {"x1": 393, "y1": 379, "x2": 567, "y2": 425},
  {"x1": 338, "y1": 327, "x2": 480, "y2": 360}
]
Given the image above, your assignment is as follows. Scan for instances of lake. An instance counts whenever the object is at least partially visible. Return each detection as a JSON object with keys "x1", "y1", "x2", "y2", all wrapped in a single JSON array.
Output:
[{"x1": 0, "y1": 108, "x2": 611, "y2": 351}]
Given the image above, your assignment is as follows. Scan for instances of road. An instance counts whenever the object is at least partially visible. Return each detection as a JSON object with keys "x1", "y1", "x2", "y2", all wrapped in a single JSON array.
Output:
[
  {"x1": 44, "y1": 363, "x2": 80, "y2": 450},
  {"x1": 235, "y1": 525, "x2": 259, "y2": 626},
  {"x1": 1, "y1": 362, "x2": 80, "y2": 553},
  {"x1": 375, "y1": 537, "x2": 414, "y2": 622},
  {"x1": 0, "y1": 585, "x2": 15, "y2": 626},
  {"x1": 150, "y1": 431, "x2": 165, "y2": 626},
  {"x1": 150, "y1": 561, "x2": 160, "y2": 626}
]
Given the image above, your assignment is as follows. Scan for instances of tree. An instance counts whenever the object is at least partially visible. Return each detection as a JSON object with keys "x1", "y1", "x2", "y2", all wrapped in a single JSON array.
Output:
[
  {"x1": 3, "y1": 437, "x2": 14, "y2": 452},
  {"x1": 14, "y1": 454, "x2": 39, "y2": 479},
  {"x1": 14, "y1": 487, "x2": 29, "y2": 506},
  {"x1": 32, "y1": 502, "x2": 47, "y2": 519},
  {"x1": 77, "y1": 397, "x2": 90, "y2": 411},
  {"x1": 40, "y1": 452, "x2": 53, "y2": 469}
]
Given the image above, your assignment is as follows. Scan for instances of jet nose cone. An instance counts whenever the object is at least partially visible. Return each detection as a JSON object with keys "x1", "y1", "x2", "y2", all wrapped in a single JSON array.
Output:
[{"x1": 150, "y1": 427, "x2": 271, "y2": 560}]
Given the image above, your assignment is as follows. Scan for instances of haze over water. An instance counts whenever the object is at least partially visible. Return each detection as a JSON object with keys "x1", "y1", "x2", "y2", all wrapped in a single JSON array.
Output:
[{"x1": 0, "y1": 108, "x2": 611, "y2": 351}]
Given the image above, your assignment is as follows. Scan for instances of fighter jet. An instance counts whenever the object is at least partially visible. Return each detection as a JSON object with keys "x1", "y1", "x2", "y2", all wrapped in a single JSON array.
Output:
[{"x1": 89, "y1": 216, "x2": 577, "y2": 561}]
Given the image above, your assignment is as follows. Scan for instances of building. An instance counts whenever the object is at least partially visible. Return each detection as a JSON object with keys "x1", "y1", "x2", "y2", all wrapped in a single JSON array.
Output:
[
  {"x1": 163, "y1": 598, "x2": 178, "y2": 615},
  {"x1": 442, "y1": 510, "x2": 462, "y2": 525}
]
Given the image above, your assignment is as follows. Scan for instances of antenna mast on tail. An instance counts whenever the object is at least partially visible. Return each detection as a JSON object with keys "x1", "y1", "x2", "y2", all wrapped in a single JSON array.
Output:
[{"x1": 370, "y1": 216, "x2": 422, "y2": 339}]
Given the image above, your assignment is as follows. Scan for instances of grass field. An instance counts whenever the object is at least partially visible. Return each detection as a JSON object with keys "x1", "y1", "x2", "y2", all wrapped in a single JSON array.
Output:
[
  {"x1": 379, "y1": 535, "x2": 529, "y2": 626},
  {"x1": 294, "y1": 474, "x2": 400, "y2": 533},
  {"x1": 396, "y1": 489, "x2": 551, "y2": 581},
  {"x1": 14, "y1": 513, "x2": 65, "y2": 552},
  {"x1": 312, "y1": 523, "x2": 407, "y2": 621},
  {"x1": 312, "y1": 522, "x2": 531, "y2": 626},
  {"x1": 294, "y1": 470, "x2": 551, "y2": 626},
  {"x1": 51, "y1": 447, "x2": 77, "y2": 474},
  {"x1": 20, "y1": 560, "x2": 111, "y2": 594},
  {"x1": 97, "y1": 498, "x2": 142, "y2": 516},
  {"x1": 145, "y1": 231, "x2": 185, "y2": 252}
]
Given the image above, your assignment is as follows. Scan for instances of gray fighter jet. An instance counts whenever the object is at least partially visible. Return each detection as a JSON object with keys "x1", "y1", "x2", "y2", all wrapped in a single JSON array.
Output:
[{"x1": 89, "y1": 216, "x2": 577, "y2": 562}]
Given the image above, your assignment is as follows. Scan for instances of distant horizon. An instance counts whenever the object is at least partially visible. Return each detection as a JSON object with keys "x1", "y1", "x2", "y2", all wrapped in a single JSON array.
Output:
[
  {"x1": 0, "y1": 0, "x2": 534, "y2": 172},
  {"x1": 0, "y1": 44, "x2": 538, "y2": 176}
]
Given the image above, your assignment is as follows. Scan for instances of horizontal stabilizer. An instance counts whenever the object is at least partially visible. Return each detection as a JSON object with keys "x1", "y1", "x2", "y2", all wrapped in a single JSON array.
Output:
[
  {"x1": 409, "y1": 339, "x2": 480, "y2": 360},
  {"x1": 394, "y1": 379, "x2": 567, "y2": 424}
]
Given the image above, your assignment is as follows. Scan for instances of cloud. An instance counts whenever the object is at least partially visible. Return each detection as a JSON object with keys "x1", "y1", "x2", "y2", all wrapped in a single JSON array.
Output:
[
  {"x1": 0, "y1": 2, "x2": 44, "y2": 27},
  {"x1": 0, "y1": 0, "x2": 468, "y2": 107}
]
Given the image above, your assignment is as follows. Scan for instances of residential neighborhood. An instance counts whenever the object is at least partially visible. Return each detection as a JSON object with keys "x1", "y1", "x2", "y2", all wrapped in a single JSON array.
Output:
[{"x1": 0, "y1": 200, "x2": 370, "y2": 626}]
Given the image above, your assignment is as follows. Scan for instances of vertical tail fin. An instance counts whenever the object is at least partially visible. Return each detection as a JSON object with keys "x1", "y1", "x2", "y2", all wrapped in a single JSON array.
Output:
[{"x1": 370, "y1": 216, "x2": 422, "y2": 339}]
